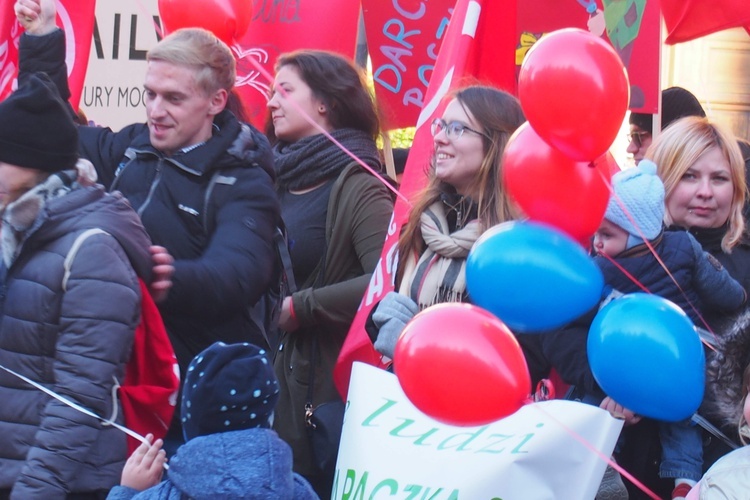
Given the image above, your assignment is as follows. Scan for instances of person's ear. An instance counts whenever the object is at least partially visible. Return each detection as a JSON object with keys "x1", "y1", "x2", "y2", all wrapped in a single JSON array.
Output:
[{"x1": 208, "y1": 89, "x2": 228, "y2": 116}]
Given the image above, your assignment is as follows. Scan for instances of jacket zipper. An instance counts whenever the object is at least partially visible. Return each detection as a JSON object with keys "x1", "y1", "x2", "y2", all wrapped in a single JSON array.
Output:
[{"x1": 137, "y1": 159, "x2": 163, "y2": 218}]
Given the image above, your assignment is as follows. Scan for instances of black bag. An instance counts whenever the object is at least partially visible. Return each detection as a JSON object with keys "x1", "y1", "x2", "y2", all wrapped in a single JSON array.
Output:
[
  {"x1": 305, "y1": 336, "x2": 346, "y2": 481},
  {"x1": 306, "y1": 399, "x2": 346, "y2": 478}
]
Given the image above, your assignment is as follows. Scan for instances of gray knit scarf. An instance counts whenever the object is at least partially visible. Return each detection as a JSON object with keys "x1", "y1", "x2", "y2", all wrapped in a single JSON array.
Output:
[
  {"x1": 398, "y1": 201, "x2": 481, "y2": 309},
  {"x1": 272, "y1": 128, "x2": 381, "y2": 190}
]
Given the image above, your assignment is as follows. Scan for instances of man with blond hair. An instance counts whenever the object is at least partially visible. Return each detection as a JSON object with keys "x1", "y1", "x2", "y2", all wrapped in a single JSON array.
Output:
[{"x1": 15, "y1": 0, "x2": 280, "y2": 453}]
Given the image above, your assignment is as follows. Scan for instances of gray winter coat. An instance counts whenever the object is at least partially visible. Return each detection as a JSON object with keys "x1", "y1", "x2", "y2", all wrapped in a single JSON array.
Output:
[{"x1": 0, "y1": 177, "x2": 152, "y2": 499}]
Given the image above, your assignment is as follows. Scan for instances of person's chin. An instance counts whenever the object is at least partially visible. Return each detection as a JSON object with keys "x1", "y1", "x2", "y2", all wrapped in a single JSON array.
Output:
[
  {"x1": 149, "y1": 133, "x2": 173, "y2": 153},
  {"x1": 685, "y1": 213, "x2": 719, "y2": 229},
  {"x1": 434, "y1": 163, "x2": 452, "y2": 181}
]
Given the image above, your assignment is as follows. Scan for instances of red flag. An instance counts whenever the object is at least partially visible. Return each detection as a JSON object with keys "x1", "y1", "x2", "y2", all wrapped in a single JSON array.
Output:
[
  {"x1": 232, "y1": 0, "x2": 360, "y2": 129},
  {"x1": 661, "y1": 0, "x2": 750, "y2": 44},
  {"x1": 0, "y1": 0, "x2": 95, "y2": 108},
  {"x1": 0, "y1": 6, "x2": 22, "y2": 102},
  {"x1": 333, "y1": 0, "x2": 517, "y2": 399}
]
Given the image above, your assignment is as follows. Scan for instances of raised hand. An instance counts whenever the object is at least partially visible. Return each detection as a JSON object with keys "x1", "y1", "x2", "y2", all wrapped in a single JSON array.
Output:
[{"x1": 14, "y1": 0, "x2": 58, "y2": 35}]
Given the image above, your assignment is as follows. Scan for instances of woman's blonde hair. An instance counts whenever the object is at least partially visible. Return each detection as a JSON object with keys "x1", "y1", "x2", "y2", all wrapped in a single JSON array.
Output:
[
  {"x1": 397, "y1": 85, "x2": 525, "y2": 279},
  {"x1": 646, "y1": 116, "x2": 746, "y2": 252}
]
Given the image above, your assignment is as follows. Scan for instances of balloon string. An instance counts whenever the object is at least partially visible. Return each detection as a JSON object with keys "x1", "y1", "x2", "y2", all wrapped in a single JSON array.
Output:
[
  {"x1": 0, "y1": 362, "x2": 169, "y2": 470},
  {"x1": 597, "y1": 252, "x2": 651, "y2": 294},
  {"x1": 528, "y1": 401, "x2": 661, "y2": 500},
  {"x1": 233, "y1": 42, "x2": 410, "y2": 206},
  {"x1": 595, "y1": 167, "x2": 719, "y2": 350},
  {"x1": 134, "y1": 0, "x2": 163, "y2": 39}
]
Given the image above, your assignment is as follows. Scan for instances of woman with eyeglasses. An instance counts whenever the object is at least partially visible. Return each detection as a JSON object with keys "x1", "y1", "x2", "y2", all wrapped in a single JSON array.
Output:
[
  {"x1": 368, "y1": 85, "x2": 525, "y2": 359},
  {"x1": 265, "y1": 49, "x2": 394, "y2": 499}
]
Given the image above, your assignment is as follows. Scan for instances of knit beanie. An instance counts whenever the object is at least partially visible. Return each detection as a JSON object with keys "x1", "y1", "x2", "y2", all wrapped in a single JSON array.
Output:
[
  {"x1": 605, "y1": 160, "x2": 665, "y2": 248},
  {"x1": 181, "y1": 342, "x2": 280, "y2": 441},
  {"x1": 0, "y1": 73, "x2": 78, "y2": 171},
  {"x1": 628, "y1": 110, "x2": 652, "y2": 134},
  {"x1": 628, "y1": 87, "x2": 706, "y2": 133},
  {"x1": 661, "y1": 86, "x2": 706, "y2": 130}
]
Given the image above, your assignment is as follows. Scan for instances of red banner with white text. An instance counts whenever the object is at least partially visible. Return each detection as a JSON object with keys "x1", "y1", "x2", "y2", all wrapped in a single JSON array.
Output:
[
  {"x1": 362, "y1": 0, "x2": 456, "y2": 131},
  {"x1": 232, "y1": 0, "x2": 361, "y2": 129},
  {"x1": 0, "y1": 0, "x2": 95, "y2": 108},
  {"x1": 333, "y1": 0, "x2": 517, "y2": 399}
]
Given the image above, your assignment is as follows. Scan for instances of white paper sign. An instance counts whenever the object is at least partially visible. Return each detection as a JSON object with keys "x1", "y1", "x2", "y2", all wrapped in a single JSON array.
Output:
[
  {"x1": 82, "y1": 0, "x2": 159, "y2": 131},
  {"x1": 333, "y1": 363, "x2": 624, "y2": 500}
]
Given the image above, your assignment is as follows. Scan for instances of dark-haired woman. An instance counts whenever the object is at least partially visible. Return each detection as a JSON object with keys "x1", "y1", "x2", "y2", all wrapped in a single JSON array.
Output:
[
  {"x1": 266, "y1": 50, "x2": 394, "y2": 497},
  {"x1": 370, "y1": 85, "x2": 525, "y2": 358}
]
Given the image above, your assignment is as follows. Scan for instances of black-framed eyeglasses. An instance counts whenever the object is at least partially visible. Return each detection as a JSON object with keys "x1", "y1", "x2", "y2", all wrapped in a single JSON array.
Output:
[
  {"x1": 626, "y1": 131, "x2": 651, "y2": 148},
  {"x1": 431, "y1": 118, "x2": 488, "y2": 140}
]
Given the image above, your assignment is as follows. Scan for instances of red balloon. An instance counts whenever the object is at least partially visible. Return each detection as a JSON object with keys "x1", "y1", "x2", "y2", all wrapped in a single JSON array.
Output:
[
  {"x1": 518, "y1": 28, "x2": 629, "y2": 161},
  {"x1": 158, "y1": 0, "x2": 252, "y2": 46},
  {"x1": 394, "y1": 303, "x2": 531, "y2": 426},
  {"x1": 503, "y1": 122, "x2": 612, "y2": 242}
]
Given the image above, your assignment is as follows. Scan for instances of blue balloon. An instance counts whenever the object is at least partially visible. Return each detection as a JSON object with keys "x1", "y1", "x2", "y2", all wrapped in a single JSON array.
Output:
[
  {"x1": 466, "y1": 221, "x2": 603, "y2": 332},
  {"x1": 588, "y1": 293, "x2": 705, "y2": 422}
]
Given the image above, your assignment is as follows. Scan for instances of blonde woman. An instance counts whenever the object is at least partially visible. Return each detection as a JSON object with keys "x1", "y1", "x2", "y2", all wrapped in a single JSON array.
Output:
[{"x1": 648, "y1": 116, "x2": 750, "y2": 330}]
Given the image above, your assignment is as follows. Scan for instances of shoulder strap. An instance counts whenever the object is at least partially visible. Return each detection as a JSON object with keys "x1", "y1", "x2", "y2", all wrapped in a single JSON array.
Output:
[
  {"x1": 63, "y1": 228, "x2": 110, "y2": 291},
  {"x1": 275, "y1": 225, "x2": 297, "y2": 294}
]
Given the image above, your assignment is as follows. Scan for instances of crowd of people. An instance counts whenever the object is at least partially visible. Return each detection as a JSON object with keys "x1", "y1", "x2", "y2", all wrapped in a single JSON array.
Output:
[{"x1": 3, "y1": 0, "x2": 750, "y2": 499}]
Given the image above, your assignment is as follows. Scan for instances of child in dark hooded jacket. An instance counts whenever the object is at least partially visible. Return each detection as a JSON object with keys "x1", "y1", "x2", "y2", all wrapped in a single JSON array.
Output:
[{"x1": 107, "y1": 342, "x2": 318, "y2": 500}]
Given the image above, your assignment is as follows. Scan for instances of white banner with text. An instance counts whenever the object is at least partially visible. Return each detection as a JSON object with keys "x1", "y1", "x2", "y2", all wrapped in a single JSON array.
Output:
[{"x1": 334, "y1": 363, "x2": 624, "y2": 500}]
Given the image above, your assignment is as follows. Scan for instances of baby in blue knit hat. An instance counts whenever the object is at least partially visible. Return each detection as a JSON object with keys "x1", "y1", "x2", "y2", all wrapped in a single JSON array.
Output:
[
  {"x1": 107, "y1": 342, "x2": 318, "y2": 500},
  {"x1": 593, "y1": 159, "x2": 744, "y2": 324},
  {"x1": 594, "y1": 160, "x2": 666, "y2": 257},
  {"x1": 592, "y1": 160, "x2": 746, "y2": 496}
]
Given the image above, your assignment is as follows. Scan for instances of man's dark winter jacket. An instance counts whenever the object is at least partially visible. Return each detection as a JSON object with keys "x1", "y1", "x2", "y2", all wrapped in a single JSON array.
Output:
[{"x1": 20, "y1": 30, "x2": 281, "y2": 375}]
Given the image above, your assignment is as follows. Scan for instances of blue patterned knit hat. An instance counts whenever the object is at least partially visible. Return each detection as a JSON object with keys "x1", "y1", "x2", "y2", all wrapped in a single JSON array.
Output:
[
  {"x1": 605, "y1": 160, "x2": 665, "y2": 248},
  {"x1": 181, "y1": 342, "x2": 280, "y2": 441}
]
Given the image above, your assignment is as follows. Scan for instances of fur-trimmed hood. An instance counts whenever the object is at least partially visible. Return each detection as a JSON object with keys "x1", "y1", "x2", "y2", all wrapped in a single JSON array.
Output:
[{"x1": 704, "y1": 308, "x2": 750, "y2": 435}]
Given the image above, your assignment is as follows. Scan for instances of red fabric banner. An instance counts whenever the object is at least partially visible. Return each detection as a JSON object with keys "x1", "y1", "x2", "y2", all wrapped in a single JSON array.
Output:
[
  {"x1": 0, "y1": 6, "x2": 21, "y2": 103},
  {"x1": 661, "y1": 0, "x2": 750, "y2": 45},
  {"x1": 333, "y1": 0, "x2": 517, "y2": 399},
  {"x1": 362, "y1": 0, "x2": 456, "y2": 130},
  {"x1": 0, "y1": 0, "x2": 95, "y2": 109},
  {"x1": 232, "y1": 0, "x2": 360, "y2": 129}
]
